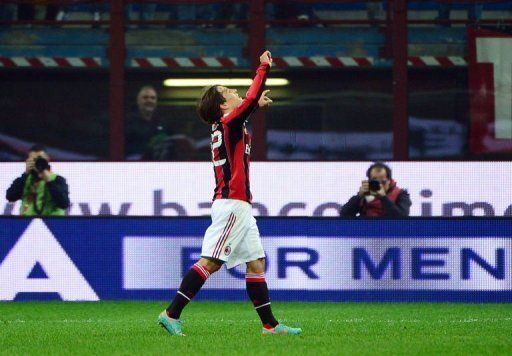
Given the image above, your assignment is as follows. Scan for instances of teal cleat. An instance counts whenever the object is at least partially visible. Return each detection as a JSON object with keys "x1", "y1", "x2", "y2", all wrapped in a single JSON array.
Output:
[
  {"x1": 157, "y1": 310, "x2": 185, "y2": 336},
  {"x1": 262, "y1": 324, "x2": 302, "y2": 335}
]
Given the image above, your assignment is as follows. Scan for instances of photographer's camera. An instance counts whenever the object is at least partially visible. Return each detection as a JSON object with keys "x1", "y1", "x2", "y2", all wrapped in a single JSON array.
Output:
[{"x1": 31, "y1": 156, "x2": 50, "y2": 177}]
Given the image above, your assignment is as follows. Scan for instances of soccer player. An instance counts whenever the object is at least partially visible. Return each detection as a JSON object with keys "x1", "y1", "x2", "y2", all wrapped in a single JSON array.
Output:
[{"x1": 158, "y1": 50, "x2": 302, "y2": 336}]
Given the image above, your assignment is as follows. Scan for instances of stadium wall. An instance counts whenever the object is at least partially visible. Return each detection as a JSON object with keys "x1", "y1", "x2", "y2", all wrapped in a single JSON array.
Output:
[{"x1": 1, "y1": 217, "x2": 511, "y2": 302}]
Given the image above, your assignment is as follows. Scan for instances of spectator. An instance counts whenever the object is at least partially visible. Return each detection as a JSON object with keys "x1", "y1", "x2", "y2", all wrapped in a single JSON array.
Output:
[
  {"x1": 340, "y1": 162, "x2": 411, "y2": 217},
  {"x1": 438, "y1": 1, "x2": 483, "y2": 27},
  {"x1": 5, "y1": 144, "x2": 70, "y2": 216},
  {"x1": 126, "y1": 85, "x2": 195, "y2": 160}
]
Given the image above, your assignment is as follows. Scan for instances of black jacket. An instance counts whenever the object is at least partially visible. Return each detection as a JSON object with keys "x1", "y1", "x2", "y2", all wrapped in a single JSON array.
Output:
[
  {"x1": 6, "y1": 173, "x2": 71, "y2": 209},
  {"x1": 340, "y1": 190, "x2": 412, "y2": 217}
]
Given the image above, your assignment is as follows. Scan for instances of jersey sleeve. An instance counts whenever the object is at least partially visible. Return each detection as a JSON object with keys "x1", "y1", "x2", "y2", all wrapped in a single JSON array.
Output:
[{"x1": 221, "y1": 62, "x2": 270, "y2": 126}]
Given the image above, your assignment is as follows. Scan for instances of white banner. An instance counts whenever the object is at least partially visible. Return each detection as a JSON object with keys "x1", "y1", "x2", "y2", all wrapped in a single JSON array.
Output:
[
  {"x1": 1, "y1": 162, "x2": 511, "y2": 216},
  {"x1": 123, "y1": 236, "x2": 512, "y2": 291}
]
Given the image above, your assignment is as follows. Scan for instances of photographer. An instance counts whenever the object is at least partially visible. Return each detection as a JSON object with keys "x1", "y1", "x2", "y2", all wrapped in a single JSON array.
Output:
[
  {"x1": 340, "y1": 162, "x2": 411, "y2": 217},
  {"x1": 5, "y1": 145, "x2": 70, "y2": 216}
]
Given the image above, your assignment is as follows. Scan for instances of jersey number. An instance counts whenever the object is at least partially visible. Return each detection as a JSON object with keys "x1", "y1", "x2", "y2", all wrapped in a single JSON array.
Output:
[{"x1": 211, "y1": 130, "x2": 227, "y2": 167}]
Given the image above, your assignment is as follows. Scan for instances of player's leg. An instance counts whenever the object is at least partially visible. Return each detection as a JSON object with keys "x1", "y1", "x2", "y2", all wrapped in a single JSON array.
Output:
[
  {"x1": 167, "y1": 257, "x2": 222, "y2": 318},
  {"x1": 158, "y1": 257, "x2": 222, "y2": 335},
  {"x1": 241, "y1": 217, "x2": 301, "y2": 335},
  {"x1": 245, "y1": 258, "x2": 278, "y2": 328},
  {"x1": 164, "y1": 200, "x2": 235, "y2": 317},
  {"x1": 232, "y1": 217, "x2": 277, "y2": 328},
  {"x1": 159, "y1": 200, "x2": 238, "y2": 335},
  {"x1": 246, "y1": 258, "x2": 302, "y2": 335}
]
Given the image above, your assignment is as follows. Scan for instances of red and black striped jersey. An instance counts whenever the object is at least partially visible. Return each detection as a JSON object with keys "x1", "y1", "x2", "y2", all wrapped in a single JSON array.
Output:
[{"x1": 210, "y1": 62, "x2": 270, "y2": 203}]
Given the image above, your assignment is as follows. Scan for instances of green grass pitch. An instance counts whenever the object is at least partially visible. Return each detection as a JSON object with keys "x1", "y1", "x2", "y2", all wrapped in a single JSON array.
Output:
[{"x1": 1, "y1": 301, "x2": 511, "y2": 355}]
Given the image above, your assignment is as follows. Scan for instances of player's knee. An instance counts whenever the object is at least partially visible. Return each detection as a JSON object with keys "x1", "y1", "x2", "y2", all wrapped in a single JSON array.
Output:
[
  {"x1": 198, "y1": 257, "x2": 223, "y2": 273},
  {"x1": 246, "y1": 258, "x2": 265, "y2": 274}
]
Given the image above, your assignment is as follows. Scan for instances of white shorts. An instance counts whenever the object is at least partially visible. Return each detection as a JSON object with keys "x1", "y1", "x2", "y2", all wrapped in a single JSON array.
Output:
[{"x1": 201, "y1": 199, "x2": 265, "y2": 269}]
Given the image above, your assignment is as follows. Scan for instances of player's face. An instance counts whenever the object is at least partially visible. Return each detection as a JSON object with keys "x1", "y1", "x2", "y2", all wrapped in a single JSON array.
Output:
[
  {"x1": 217, "y1": 86, "x2": 242, "y2": 112},
  {"x1": 137, "y1": 89, "x2": 158, "y2": 112}
]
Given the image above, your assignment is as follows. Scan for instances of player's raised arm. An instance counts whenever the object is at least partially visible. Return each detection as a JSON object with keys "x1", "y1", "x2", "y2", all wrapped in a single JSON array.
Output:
[
  {"x1": 221, "y1": 51, "x2": 272, "y2": 124},
  {"x1": 244, "y1": 51, "x2": 272, "y2": 102}
]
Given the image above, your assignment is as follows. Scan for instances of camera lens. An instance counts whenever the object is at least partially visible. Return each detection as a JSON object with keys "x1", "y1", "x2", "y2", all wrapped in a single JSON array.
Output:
[
  {"x1": 369, "y1": 179, "x2": 381, "y2": 192},
  {"x1": 34, "y1": 157, "x2": 49, "y2": 172}
]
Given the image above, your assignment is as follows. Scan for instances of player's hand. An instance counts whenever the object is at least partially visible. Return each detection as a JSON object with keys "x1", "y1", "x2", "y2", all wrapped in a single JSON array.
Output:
[
  {"x1": 260, "y1": 50, "x2": 272, "y2": 67},
  {"x1": 258, "y1": 90, "x2": 273, "y2": 107},
  {"x1": 358, "y1": 180, "x2": 369, "y2": 197}
]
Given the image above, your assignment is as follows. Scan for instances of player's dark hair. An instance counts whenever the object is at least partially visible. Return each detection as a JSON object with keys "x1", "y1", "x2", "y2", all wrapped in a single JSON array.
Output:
[
  {"x1": 366, "y1": 162, "x2": 392, "y2": 179},
  {"x1": 197, "y1": 85, "x2": 226, "y2": 125}
]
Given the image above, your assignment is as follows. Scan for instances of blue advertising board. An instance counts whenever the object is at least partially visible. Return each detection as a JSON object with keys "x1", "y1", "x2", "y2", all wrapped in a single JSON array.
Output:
[{"x1": 1, "y1": 218, "x2": 511, "y2": 302}]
